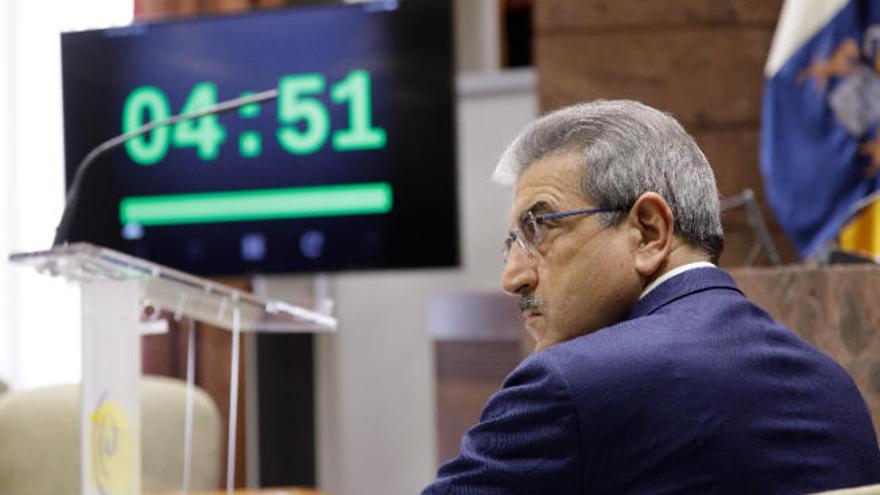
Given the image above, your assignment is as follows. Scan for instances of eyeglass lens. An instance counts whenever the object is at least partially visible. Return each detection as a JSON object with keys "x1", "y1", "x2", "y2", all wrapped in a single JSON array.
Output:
[{"x1": 502, "y1": 213, "x2": 543, "y2": 263}]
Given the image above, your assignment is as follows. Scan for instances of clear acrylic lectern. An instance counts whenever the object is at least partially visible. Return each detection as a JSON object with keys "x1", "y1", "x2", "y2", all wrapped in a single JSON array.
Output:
[{"x1": 9, "y1": 242, "x2": 337, "y2": 495}]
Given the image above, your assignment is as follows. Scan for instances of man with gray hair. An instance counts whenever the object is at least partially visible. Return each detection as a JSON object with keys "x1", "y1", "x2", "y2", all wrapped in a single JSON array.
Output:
[{"x1": 422, "y1": 100, "x2": 880, "y2": 494}]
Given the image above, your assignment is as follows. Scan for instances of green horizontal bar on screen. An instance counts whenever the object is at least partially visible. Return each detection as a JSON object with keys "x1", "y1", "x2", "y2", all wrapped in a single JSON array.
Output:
[{"x1": 119, "y1": 182, "x2": 393, "y2": 226}]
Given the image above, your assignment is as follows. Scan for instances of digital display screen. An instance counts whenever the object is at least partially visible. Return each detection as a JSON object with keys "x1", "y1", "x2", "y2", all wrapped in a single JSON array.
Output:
[{"x1": 61, "y1": 1, "x2": 458, "y2": 276}]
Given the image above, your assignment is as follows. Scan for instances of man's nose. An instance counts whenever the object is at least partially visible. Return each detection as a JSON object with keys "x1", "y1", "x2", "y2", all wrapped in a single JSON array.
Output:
[{"x1": 500, "y1": 244, "x2": 537, "y2": 296}]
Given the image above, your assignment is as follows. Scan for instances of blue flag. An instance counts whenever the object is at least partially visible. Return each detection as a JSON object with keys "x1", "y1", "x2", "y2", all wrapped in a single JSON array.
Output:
[{"x1": 761, "y1": 0, "x2": 880, "y2": 258}]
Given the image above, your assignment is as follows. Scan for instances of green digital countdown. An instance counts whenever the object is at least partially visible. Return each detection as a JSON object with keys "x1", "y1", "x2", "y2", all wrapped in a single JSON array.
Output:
[
  {"x1": 61, "y1": 1, "x2": 457, "y2": 276},
  {"x1": 121, "y1": 69, "x2": 387, "y2": 165}
]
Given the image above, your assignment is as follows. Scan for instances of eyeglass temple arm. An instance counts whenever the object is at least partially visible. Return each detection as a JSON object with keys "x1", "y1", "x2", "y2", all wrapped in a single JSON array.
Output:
[{"x1": 537, "y1": 206, "x2": 621, "y2": 221}]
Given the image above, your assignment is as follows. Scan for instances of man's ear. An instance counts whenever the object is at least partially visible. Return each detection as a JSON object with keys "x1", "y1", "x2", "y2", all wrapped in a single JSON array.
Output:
[{"x1": 626, "y1": 192, "x2": 675, "y2": 278}]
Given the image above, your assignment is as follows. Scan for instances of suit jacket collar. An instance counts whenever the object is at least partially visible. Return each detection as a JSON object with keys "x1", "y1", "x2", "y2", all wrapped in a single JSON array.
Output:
[{"x1": 625, "y1": 266, "x2": 742, "y2": 320}]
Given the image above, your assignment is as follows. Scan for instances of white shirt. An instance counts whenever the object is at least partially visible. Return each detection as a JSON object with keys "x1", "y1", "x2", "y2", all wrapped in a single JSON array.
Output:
[{"x1": 638, "y1": 261, "x2": 716, "y2": 300}]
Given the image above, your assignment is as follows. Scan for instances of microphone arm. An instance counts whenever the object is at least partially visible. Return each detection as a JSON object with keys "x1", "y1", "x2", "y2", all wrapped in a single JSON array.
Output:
[{"x1": 53, "y1": 87, "x2": 279, "y2": 246}]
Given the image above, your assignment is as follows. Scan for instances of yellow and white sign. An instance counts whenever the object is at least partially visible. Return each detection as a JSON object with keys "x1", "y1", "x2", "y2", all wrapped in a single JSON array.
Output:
[{"x1": 89, "y1": 398, "x2": 138, "y2": 495}]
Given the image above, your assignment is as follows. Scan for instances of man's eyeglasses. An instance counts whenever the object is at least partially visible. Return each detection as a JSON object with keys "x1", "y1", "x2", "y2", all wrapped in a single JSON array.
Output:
[{"x1": 501, "y1": 206, "x2": 622, "y2": 263}]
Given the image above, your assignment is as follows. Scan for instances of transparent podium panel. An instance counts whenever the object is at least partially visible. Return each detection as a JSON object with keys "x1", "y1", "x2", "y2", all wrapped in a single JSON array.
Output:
[
  {"x1": 10, "y1": 243, "x2": 337, "y2": 332},
  {"x1": 9, "y1": 243, "x2": 337, "y2": 495}
]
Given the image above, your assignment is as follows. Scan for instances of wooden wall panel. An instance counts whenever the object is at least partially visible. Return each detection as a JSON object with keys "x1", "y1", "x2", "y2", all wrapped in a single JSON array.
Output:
[
  {"x1": 535, "y1": 0, "x2": 782, "y2": 30},
  {"x1": 135, "y1": 0, "x2": 251, "y2": 20},
  {"x1": 434, "y1": 341, "x2": 523, "y2": 464},
  {"x1": 536, "y1": 28, "x2": 772, "y2": 129},
  {"x1": 196, "y1": 324, "x2": 248, "y2": 488},
  {"x1": 135, "y1": 0, "x2": 199, "y2": 20}
]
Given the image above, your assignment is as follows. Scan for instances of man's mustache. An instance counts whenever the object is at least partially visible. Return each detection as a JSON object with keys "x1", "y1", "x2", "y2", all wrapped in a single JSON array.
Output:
[{"x1": 519, "y1": 295, "x2": 544, "y2": 312}]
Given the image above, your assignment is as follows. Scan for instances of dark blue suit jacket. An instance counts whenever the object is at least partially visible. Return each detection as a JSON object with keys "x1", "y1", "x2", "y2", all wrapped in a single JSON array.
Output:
[{"x1": 423, "y1": 267, "x2": 880, "y2": 494}]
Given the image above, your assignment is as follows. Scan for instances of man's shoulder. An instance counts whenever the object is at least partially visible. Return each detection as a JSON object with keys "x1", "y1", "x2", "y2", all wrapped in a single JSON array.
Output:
[
  {"x1": 519, "y1": 283, "x2": 772, "y2": 403},
  {"x1": 508, "y1": 315, "x2": 688, "y2": 405},
  {"x1": 536, "y1": 319, "x2": 691, "y2": 391},
  {"x1": 523, "y1": 280, "x2": 867, "y2": 422}
]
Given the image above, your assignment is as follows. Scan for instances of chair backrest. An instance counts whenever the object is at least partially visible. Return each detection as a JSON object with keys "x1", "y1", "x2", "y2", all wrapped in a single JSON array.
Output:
[{"x1": 0, "y1": 375, "x2": 221, "y2": 495}]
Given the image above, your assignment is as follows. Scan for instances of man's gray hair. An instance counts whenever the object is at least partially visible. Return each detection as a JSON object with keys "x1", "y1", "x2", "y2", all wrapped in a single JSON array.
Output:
[{"x1": 493, "y1": 99, "x2": 724, "y2": 262}]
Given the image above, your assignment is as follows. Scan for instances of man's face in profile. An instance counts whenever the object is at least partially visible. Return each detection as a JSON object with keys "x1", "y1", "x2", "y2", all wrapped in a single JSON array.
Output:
[{"x1": 500, "y1": 151, "x2": 641, "y2": 351}]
